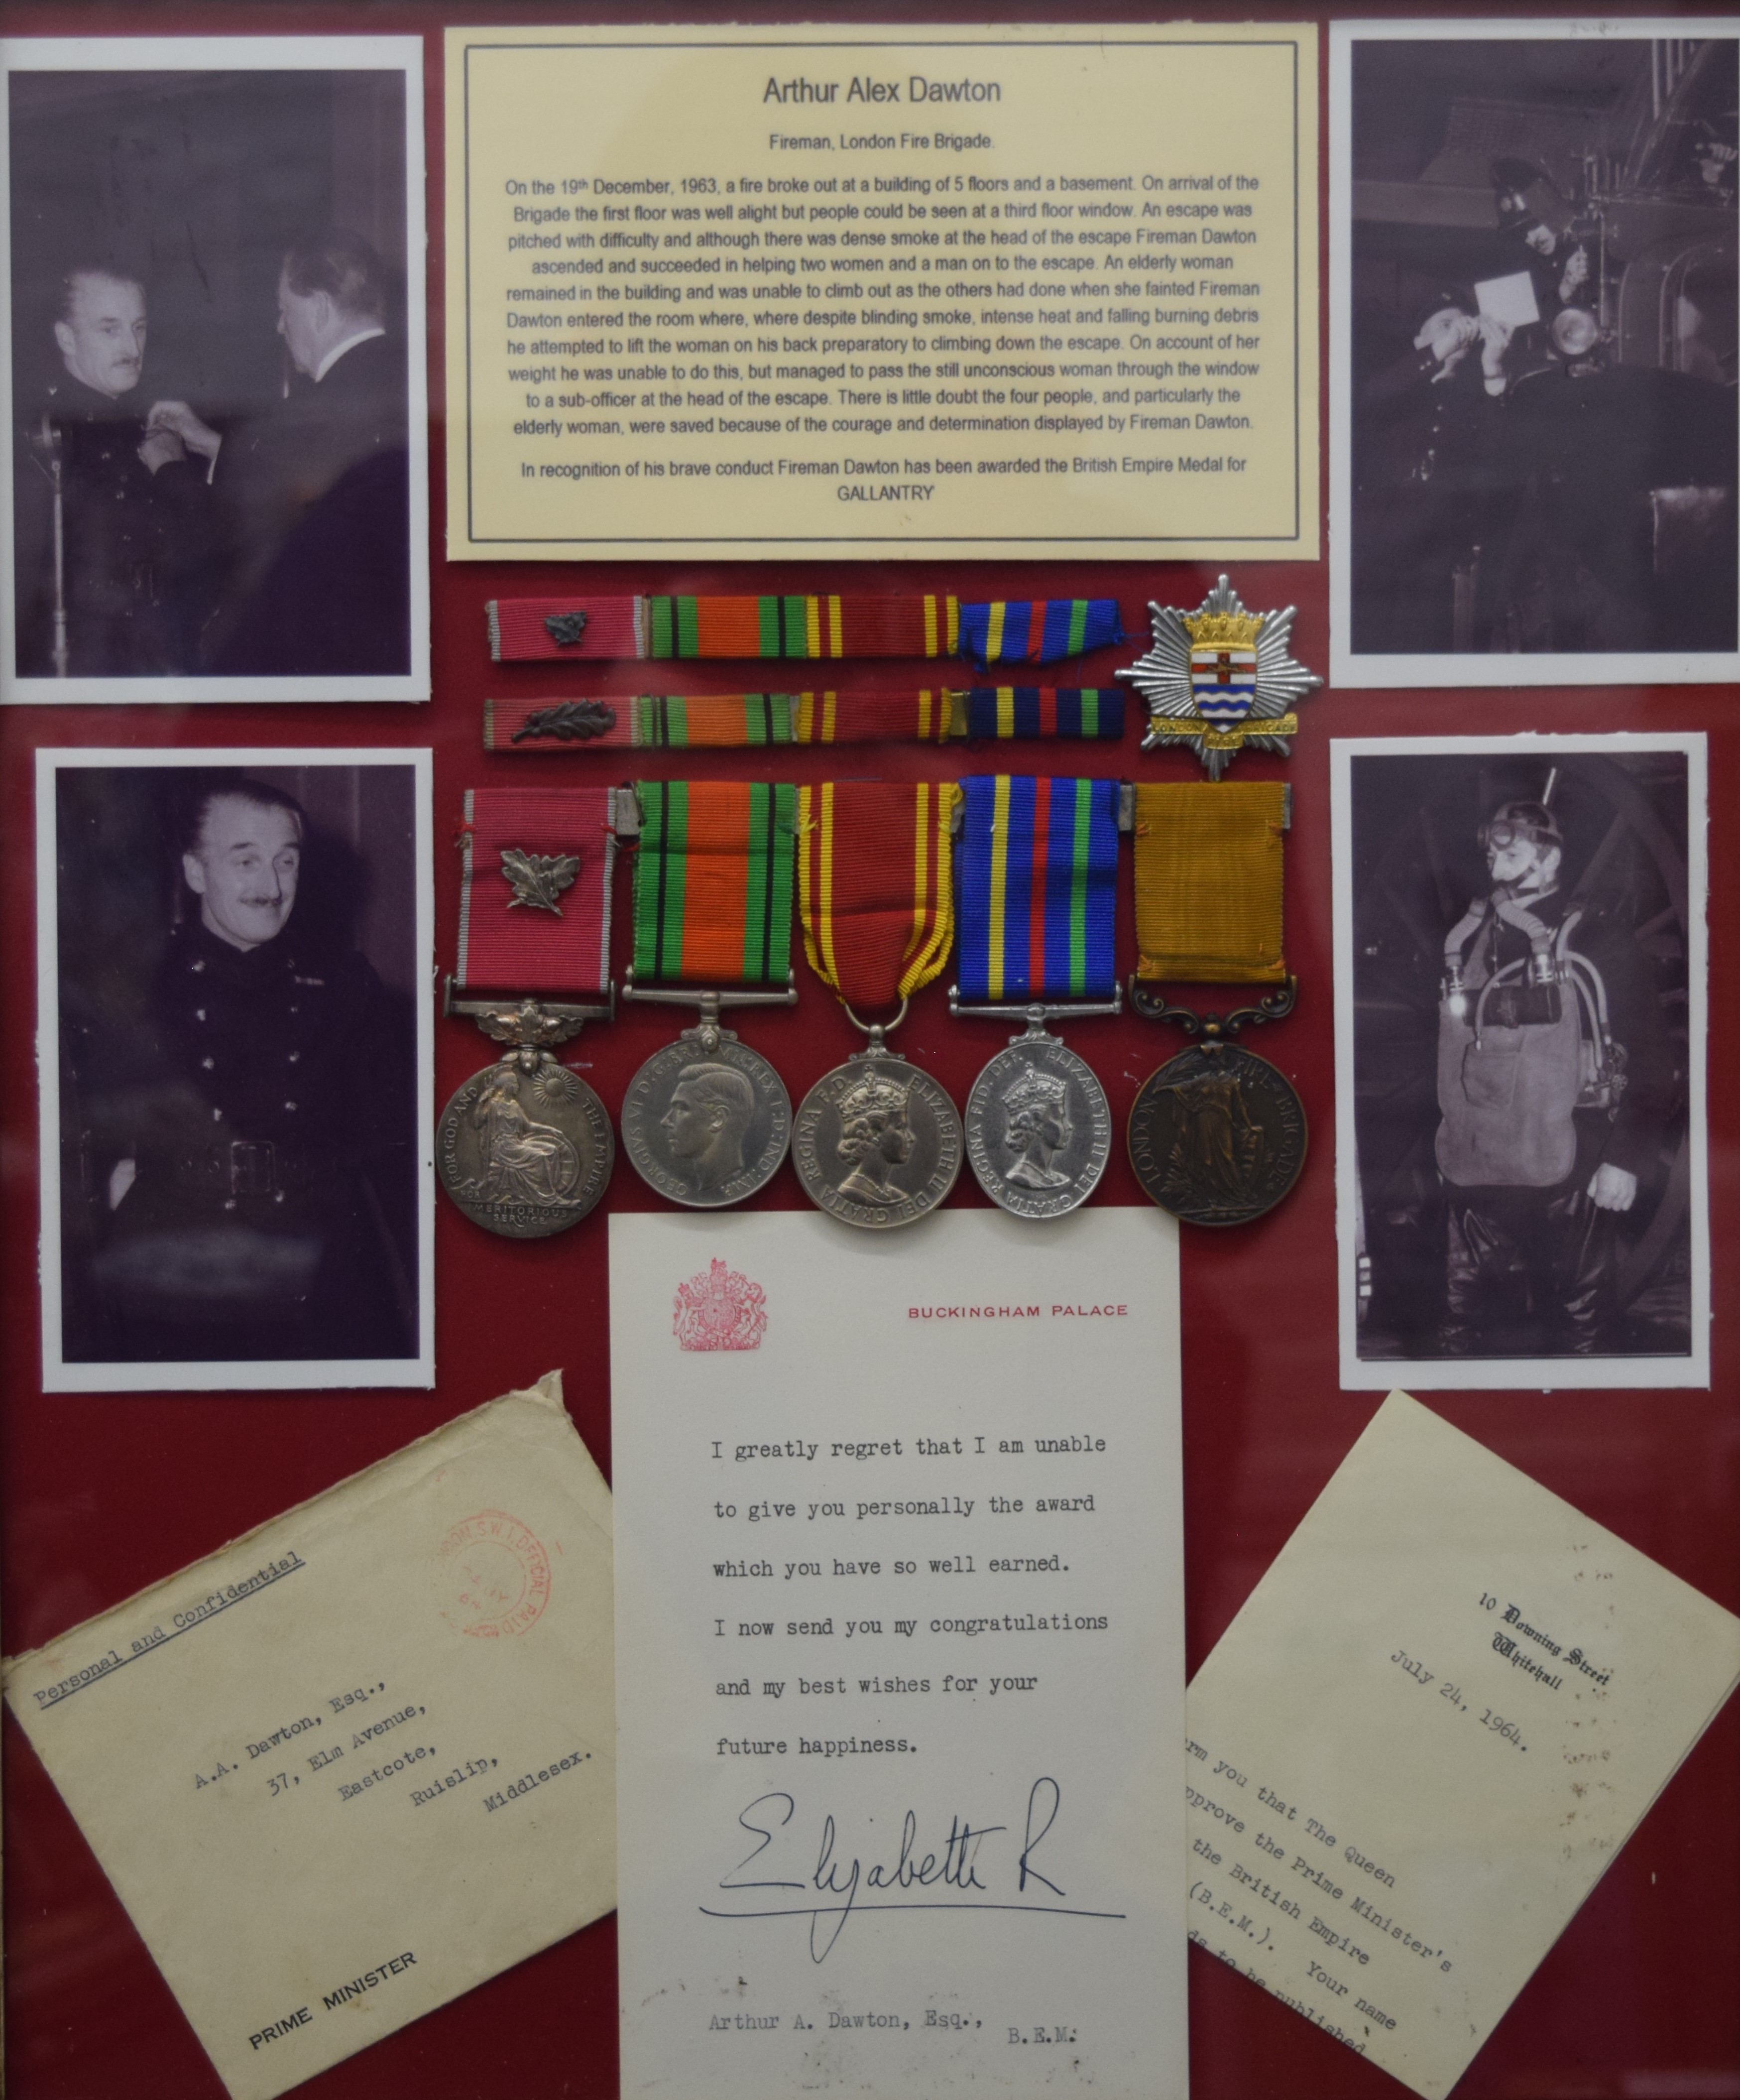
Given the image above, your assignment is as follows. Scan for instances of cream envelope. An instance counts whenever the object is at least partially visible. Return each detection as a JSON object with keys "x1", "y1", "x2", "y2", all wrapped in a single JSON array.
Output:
[
  {"x1": 2, "y1": 1373, "x2": 614, "y2": 2100},
  {"x1": 1185, "y1": 1390, "x2": 1740, "y2": 2099}
]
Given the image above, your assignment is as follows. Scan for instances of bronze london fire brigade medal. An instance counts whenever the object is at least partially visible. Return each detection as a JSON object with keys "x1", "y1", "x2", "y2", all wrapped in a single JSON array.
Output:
[
  {"x1": 1126, "y1": 987, "x2": 1307, "y2": 1227},
  {"x1": 437, "y1": 788, "x2": 620, "y2": 1238}
]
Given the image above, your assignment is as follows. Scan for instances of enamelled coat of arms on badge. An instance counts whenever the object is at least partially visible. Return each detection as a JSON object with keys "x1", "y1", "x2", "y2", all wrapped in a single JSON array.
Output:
[
  {"x1": 673, "y1": 1259, "x2": 768, "y2": 1352},
  {"x1": 1117, "y1": 573, "x2": 1322, "y2": 778}
]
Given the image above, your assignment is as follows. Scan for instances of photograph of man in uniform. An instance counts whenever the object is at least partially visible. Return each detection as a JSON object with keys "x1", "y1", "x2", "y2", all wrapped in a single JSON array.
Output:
[
  {"x1": 49, "y1": 759, "x2": 428, "y2": 1385},
  {"x1": 4, "y1": 45, "x2": 425, "y2": 699},
  {"x1": 13, "y1": 266, "x2": 218, "y2": 676},
  {"x1": 1335, "y1": 28, "x2": 1739, "y2": 683},
  {"x1": 1340, "y1": 742, "x2": 1702, "y2": 1384}
]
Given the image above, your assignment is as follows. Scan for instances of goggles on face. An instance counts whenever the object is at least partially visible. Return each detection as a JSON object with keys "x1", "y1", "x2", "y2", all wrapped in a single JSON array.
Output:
[{"x1": 1479, "y1": 803, "x2": 1561, "y2": 855}]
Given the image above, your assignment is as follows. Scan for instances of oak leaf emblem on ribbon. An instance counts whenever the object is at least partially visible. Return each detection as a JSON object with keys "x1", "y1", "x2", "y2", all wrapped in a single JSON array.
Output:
[{"x1": 501, "y1": 847, "x2": 580, "y2": 916}]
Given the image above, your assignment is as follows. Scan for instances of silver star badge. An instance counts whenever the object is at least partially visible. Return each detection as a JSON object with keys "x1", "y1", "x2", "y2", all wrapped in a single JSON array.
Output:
[{"x1": 1117, "y1": 573, "x2": 1321, "y2": 779}]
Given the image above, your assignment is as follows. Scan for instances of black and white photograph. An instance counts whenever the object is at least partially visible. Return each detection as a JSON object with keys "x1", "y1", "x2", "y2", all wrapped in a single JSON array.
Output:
[
  {"x1": 1333, "y1": 735, "x2": 1708, "y2": 1389},
  {"x1": 1330, "y1": 21, "x2": 1740, "y2": 687},
  {"x1": 1, "y1": 35, "x2": 427, "y2": 703},
  {"x1": 38, "y1": 748, "x2": 434, "y2": 1392}
]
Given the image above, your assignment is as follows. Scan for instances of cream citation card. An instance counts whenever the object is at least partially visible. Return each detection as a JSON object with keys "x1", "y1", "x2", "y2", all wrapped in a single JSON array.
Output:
[
  {"x1": 610, "y1": 1209, "x2": 1186, "y2": 2099},
  {"x1": 446, "y1": 22, "x2": 1317, "y2": 560},
  {"x1": 1185, "y1": 1391, "x2": 1740, "y2": 2099},
  {"x1": 2, "y1": 1374, "x2": 615, "y2": 2100}
]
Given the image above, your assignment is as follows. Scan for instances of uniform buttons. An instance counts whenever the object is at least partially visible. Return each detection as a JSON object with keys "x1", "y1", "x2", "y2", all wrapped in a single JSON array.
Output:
[
  {"x1": 191, "y1": 959, "x2": 205, "y2": 974},
  {"x1": 289, "y1": 1003, "x2": 299, "y2": 1014},
  {"x1": 273, "y1": 1190, "x2": 286, "y2": 1205},
  {"x1": 284, "y1": 1100, "x2": 298, "y2": 1112},
  {"x1": 223, "y1": 1197, "x2": 237, "y2": 1212},
  {"x1": 195, "y1": 1007, "x2": 207, "y2": 1022},
  {"x1": 287, "y1": 1051, "x2": 300, "y2": 1064},
  {"x1": 202, "y1": 1056, "x2": 215, "y2": 1071},
  {"x1": 212, "y1": 1107, "x2": 224, "y2": 1121}
]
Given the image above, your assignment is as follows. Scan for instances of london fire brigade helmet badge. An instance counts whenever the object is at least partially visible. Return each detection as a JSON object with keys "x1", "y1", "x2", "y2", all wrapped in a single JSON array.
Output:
[
  {"x1": 1117, "y1": 573, "x2": 1322, "y2": 778},
  {"x1": 673, "y1": 1258, "x2": 768, "y2": 1352}
]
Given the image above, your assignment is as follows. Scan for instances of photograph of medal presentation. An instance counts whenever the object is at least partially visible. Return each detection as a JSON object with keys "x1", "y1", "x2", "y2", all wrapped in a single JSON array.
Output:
[
  {"x1": 0, "y1": 6, "x2": 1735, "y2": 2100},
  {"x1": 36, "y1": 748, "x2": 434, "y2": 1391},
  {"x1": 0, "y1": 34, "x2": 430, "y2": 702}
]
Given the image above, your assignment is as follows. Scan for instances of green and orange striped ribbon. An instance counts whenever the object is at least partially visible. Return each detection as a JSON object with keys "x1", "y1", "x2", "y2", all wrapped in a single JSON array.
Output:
[{"x1": 631, "y1": 781, "x2": 796, "y2": 985}]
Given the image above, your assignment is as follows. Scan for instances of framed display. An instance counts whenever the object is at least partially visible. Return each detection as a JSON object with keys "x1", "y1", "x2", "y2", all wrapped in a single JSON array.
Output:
[{"x1": 0, "y1": 5, "x2": 1735, "y2": 2100}]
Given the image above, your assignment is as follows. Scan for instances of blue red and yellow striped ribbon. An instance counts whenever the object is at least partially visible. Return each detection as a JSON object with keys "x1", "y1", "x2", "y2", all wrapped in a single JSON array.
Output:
[{"x1": 954, "y1": 775, "x2": 1120, "y2": 1002}]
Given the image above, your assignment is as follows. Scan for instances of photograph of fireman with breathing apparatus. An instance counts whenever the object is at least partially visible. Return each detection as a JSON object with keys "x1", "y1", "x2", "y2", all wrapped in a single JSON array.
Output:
[{"x1": 1333, "y1": 737, "x2": 1709, "y2": 1391}]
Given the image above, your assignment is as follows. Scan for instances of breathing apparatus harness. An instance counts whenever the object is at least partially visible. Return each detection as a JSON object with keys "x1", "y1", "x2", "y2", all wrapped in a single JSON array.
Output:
[{"x1": 1440, "y1": 884, "x2": 1626, "y2": 1114}]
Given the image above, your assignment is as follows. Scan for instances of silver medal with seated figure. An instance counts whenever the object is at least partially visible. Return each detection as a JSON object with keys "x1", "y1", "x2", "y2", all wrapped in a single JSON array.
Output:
[{"x1": 437, "y1": 995, "x2": 614, "y2": 1238}]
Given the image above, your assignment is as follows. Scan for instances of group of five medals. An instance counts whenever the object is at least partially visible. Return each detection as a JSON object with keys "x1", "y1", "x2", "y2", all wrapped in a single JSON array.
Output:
[{"x1": 440, "y1": 576, "x2": 1319, "y2": 1235}]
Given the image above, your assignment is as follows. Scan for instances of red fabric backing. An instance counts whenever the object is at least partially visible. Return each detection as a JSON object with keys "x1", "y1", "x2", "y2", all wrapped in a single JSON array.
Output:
[{"x1": 0, "y1": 7, "x2": 1735, "y2": 2100}]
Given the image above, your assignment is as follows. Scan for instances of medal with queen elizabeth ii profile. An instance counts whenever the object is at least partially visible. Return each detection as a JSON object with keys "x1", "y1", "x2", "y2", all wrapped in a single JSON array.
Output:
[
  {"x1": 792, "y1": 1026, "x2": 962, "y2": 1231},
  {"x1": 961, "y1": 1011, "x2": 1112, "y2": 1221}
]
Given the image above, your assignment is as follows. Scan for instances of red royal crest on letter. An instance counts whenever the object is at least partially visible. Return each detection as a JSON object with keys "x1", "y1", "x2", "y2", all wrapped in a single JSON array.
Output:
[{"x1": 673, "y1": 1259, "x2": 767, "y2": 1352}]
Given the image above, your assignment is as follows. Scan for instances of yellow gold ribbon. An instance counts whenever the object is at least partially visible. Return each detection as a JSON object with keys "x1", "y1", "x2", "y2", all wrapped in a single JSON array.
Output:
[{"x1": 1132, "y1": 781, "x2": 1286, "y2": 984}]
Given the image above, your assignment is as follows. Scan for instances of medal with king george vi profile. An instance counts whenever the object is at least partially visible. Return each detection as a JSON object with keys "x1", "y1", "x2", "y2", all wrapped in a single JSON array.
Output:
[
  {"x1": 437, "y1": 787, "x2": 620, "y2": 1238},
  {"x1": 619, "y1": 779, "x2": 798, "y2": 1208},
  {"x1": 620, "y1": 1003, "x2": 792, "y2": 1209},
  {"x1": 791, "y1": 777, "x2": 964, "y2": 1230}
]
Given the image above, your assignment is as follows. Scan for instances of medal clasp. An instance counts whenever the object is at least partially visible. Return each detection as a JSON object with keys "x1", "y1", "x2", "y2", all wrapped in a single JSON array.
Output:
[
  {"x1": 1128, "y1": 974, "x2": 1297, "y2": 1049},
  {"x1": 621, "y1": 968, "x2": 797, "y2": 1053},
  {"x1": 442, "y1": 978, "x2": 615, "y2": 1070}
]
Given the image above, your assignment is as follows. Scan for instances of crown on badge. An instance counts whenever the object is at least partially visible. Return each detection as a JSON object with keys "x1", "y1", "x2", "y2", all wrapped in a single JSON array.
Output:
[
  {"x1": 1002, "y1": 1065, "x2": 1068, "y2": 1112},
  {"x1": 1181, "y1": 607, "x2": 1264, "y2": 650},
  {"x1": 840, "y1": 1070, "x2": 911, "y2": 1122}
]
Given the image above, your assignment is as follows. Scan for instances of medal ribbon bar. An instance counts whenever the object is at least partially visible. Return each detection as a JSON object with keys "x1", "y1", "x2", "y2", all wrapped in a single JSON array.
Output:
[
  {"x1": 630, "y1": 780, "x2": 797, "y2": 987},
  {"x1": 484, "y1": 687, "x2": 1125, "y2": 751},
  {"x1": 1132, "y1": 779, "x2": 1288, "y2": 985},
  {"x1": 486, "y1": 594, "x2": 1123, "y2": 669},
  {"x1": 955, "y1": 775, "x2": 1121, "y2": 1004},
  {"x1": 455, "y1": 786, "x2": 615, "y2": 997},
  {"x1": 796, "y1": 780, "x2": 958, "y2": 1011}
]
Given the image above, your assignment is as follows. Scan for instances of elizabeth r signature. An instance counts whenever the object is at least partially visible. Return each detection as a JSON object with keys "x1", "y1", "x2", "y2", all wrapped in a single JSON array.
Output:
[{"x1": 701, "y1": 1779, "x2": 1124, "y2": 1961}]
